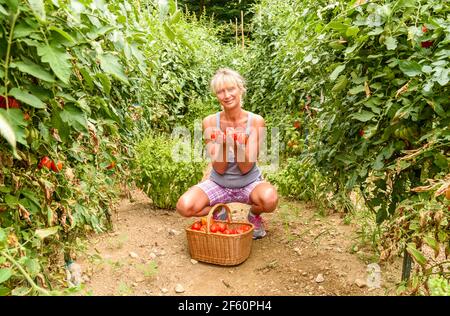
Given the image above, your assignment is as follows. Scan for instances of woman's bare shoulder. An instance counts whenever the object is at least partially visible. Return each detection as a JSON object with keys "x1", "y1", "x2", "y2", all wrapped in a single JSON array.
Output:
[
  {"x1": 251, "y1": 113, "x2": 265, "y2": 127},
  {"x1": 202, "y1": 113, "x2": 217, "y2": 128}
]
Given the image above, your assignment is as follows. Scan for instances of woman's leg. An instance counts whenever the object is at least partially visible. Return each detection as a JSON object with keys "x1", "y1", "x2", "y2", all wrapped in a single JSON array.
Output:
[
  {"x1": 248, "y1": 182, "x2": 279, "y2": 215},
  {"x1": 176, "y1": 186, "x2": 211, "y2": 217}
]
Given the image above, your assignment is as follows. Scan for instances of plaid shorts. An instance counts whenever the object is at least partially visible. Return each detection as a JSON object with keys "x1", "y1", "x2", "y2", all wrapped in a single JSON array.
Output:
[{"x1": 195, "y1": 178, "x2": 263, "y2": 206}]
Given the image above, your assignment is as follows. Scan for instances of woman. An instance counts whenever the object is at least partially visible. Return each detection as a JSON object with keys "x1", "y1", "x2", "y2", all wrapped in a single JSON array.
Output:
[{"x1": 176, "y1": 68, "x2": 278, "y2": 239}]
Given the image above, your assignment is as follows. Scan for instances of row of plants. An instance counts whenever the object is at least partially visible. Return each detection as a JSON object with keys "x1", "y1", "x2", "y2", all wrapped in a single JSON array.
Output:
[
  {"x1": 244, "y1": 0, "x2": 449, "y2": 294},
  {"x1": 0, "y1": 0, "x2": 227, "y2": 295}
]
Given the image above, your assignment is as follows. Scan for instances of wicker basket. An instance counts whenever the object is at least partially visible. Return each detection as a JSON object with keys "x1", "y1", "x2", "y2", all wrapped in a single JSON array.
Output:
[{"x1": 185, "y1": 203, "x2": 254, "y2": 266}]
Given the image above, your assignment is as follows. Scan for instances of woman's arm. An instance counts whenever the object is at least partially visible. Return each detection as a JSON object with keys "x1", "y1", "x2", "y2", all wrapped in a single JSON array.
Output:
[
  {"x1": 203, "y1": 117, "x2": 228, "y2": 175},
  {"x1": 235, "y1": 115, "x2": 265, "y2": 174}
]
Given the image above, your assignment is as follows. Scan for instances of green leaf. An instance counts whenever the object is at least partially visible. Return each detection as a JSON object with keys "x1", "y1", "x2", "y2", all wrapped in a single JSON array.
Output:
[
  {"x1": 0, "y1": 4, "x2": 8, "y2": 15},
  {"x1": 96, "y1": 73, "x2": 111, "y2": 95},
  {"x1": 163, "y1": 23, "x2": 176, "y2": 41},
  {"x1": 433, "y1": 153, "x2": 448, "y2": 169},
  {"x1": 79, "y1": 67, "x2": 94, "y2": 91},
  {"x1": 406, "y1": 243, "x2": 427, "y2": 267},
  {"x1": 35, "y1": 226, "x2": 59, "y2": 239},
  {"x1": 0, "y1": 108, "x2": 26, "y2": 148},
  {"x1": 346, "y1": 26, "x2": 359, "y2": 37},
  {"x1": 329, "y1": 64, "x2": 346, "y2": 81},
  {"x1": 10, "y1": 60, "x2": 55, "y2": 82},
  {"x1": 424, "y1": 236, "x2": 440, "y2": 258},
  {"x1": 349, "y1": 85, "x2": 365, "y2": 95},
  {"x1": 384, "y1": 36, "x2": 397, "y2": 50},
  {"x1": 48, "y1": 26, "x2": 74, "y2": 43},
  {"x1": 24, "y1": 258, "x2": 40, "y2": 277},
  {"x1": 0, "y1": 111, "x2": 16, "y2": 150},
  {"x1": 11, "y1": 286, "x2": 31, "y2": 296},
  {"x1": 59, "y1": 105, "x2": 87, "y2": 132},
  {"x1": 9, "y1": 87, "x2": 46, "y2": 108},
  {"x1": 5, "y1": 194, "x2": 18, "y2": 207},
  {"x1": 399, "y1": 60, "x2": 422, "y2": 77},
  {"x1": 37, "y1": 44, "x2": 72, "y2": 84},
  {"x1": 0, "y1": 229, "x2": 6, "y2": 245},
  {"x1": 422, "y1": 65, "x2": 433, "y2": 74},
  {"x1": 98, "y1": 54, "x2": 129, "y2": 84},
  {"x1": 13, "y1": 23, "x2": 37, "y2": 39},
  {"x1": 27, "y1": 0, "x2": 46, "y2": 21},
  {"x1": 331, "y1": 75, "x2": 348, "y2": 92},
  {"x1": 433, "y1": 67, "x2": 449, "y2": 86},
  {"x1": 350, "y1": 110, "x2": 376, "y2": 122},
  {"x1": 0, "y1": 285, "x2": 10, "y2": 296},
  {"x1": 0, "y1": 269, "x2": 12, "y2": 284}
]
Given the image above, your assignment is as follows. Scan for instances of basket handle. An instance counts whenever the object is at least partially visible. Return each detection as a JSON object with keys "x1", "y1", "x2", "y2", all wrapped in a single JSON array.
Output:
[{"x1": 206, "y1": 203, "x2": 232, "y2": 234}]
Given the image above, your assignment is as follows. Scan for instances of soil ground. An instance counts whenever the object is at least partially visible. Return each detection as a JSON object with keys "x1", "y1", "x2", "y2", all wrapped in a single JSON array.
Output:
[{"x1": 77, "y1": 190, "x2": 402, "y2": 296}]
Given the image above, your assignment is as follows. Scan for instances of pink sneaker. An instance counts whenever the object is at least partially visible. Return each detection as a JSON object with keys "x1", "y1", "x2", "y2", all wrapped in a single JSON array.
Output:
[{"x1": 247, "y1": 212, "x2": 267, "y2": 239}]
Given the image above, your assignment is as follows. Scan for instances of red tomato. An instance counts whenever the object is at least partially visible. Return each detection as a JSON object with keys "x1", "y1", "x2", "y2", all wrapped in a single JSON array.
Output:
[
  {"x1": 38, "y1": 156, "x2": 51, "y2": 169},
  {"x1": 191, "y1": 222, "x2": 201, "y2": 230},
  {"x1": 216, "y1": 223, "x2": 227, "y2": 232},
  {"x1": 210, "y1": 223, "x2": 219, "y2": 233},
  {"x1": 241, "y1": 225, "x2": 250, "y2": 232},
  {"x1": 422, "y1": 25, "x2": 428, "y2": 33},
  {"x1": 421, "y1": 40, "x2": 433, "y2": 48},
  {"x1": 359, "y1": 129, "x2": 364, "y2": 137},
  {"x1": 200, "y1": 225, "x2": 207, "y2": 232},
  {"x1": 222, "y1": 229, "x2": 231, "y2": 235},
  {"x1": 0, "y1": 96, "x2": 20, "y2": 109},
  {"x1": 51, "y1": 161, "x2": 63, "y2": 172},
  {"x1": 236, "y1": 228, "x2": 245, "y2": 234},
  {"x1": 9, "y1": 98, "x2": 20, "y2": 109},
  {"x1": 293, "y1": 121, "x2": 301, "y2": 129},
  {"x1": 228, "y1": 228, "x2": 237, "y2": 235}
]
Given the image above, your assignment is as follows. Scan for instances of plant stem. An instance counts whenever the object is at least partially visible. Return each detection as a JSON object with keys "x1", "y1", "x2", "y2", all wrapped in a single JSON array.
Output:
[
  {"x1": 1, "y1": 250, "x2": 51, "y2": 296},
  {"x1": 3, "y1": 10, "x2": 20, "y2": 109}
]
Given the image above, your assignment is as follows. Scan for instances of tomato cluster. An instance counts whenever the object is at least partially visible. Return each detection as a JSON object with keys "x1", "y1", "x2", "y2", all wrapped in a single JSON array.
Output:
[
  {"x1": 0, "y1": 96, "x2": 20, "y2": 109},
  {"x1": 38, "y1": 156, "x2": 63, "y2": 172},
  {"x1": 190, "y1": 218, "x2": 251, "y2": 235}
]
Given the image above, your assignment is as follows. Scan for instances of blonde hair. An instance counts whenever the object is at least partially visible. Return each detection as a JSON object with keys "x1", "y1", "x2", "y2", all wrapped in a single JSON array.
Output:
[{"x1": 210, "y1": 68, "x2": 246, "y2": 97}]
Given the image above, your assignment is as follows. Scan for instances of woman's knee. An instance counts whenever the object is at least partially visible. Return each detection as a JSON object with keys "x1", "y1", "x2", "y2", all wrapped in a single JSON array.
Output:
[
  {"x1": 262, "y1": 187, "x2": 278, "y2": 212},
  {"x1": 176, "y1": 196, "x2": 195, "y2": 217}
]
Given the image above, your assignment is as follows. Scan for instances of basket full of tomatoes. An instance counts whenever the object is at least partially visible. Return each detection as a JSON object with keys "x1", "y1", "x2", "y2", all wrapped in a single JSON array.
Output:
[{"x1": 185, "y1": 203, "x2": 254, "y2": 266}]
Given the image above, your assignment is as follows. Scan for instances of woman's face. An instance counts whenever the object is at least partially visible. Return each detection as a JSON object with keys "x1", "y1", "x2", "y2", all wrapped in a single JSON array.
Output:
[{"x1": 216, "y1": 82, "x2": 242, "y2": 110}]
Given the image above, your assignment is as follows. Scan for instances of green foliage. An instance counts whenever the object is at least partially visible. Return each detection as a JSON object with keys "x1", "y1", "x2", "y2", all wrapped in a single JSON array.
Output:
[
  {"x1": 244, "y1": 0, "x2": 449, "y2": 292},
  {"x1": 428, "y1": 275, "x2": 450, "y2": 296},
  {"x1": 0, "y1": 0, "x2": 228, "y2": 295},
  {"x1": 134, "y1": 133, "x2": 206, "y2": 209}
]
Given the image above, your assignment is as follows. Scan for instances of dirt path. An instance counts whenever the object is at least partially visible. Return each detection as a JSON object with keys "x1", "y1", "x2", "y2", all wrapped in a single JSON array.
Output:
[{"x1": 77, "y1": 190, "x2": 402, "y2": 296}]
